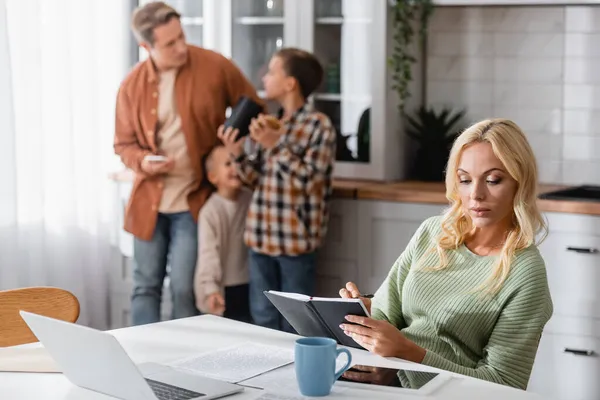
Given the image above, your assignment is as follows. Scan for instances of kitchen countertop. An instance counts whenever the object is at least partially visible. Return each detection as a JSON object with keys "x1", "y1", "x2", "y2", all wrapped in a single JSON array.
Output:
[{"x1": 108, "y1": 171, "x2": 600, "y2": 217}]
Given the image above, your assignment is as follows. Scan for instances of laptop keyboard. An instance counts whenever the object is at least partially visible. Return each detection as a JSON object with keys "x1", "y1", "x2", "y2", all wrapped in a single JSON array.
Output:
[{"x1": 146, "y1": 378, "x2": 205, "y2": 400}]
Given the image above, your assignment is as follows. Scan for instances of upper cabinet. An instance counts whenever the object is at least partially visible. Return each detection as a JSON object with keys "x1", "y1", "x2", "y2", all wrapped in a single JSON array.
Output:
[
  {"x1": 297, "y1": 0, "x2": 400, "y2": 181},
  {"x1": 228, "y1": 0, "x2": 285, "y2": 91},
  {"x1": 173, "y1": 0, "x2": 204, "y2": 47},
  {"x1": 203, "y1": 0, "x2": 300, "y2": 114},
  {"x1": 204, "y1": 0, "x2": 298, "y2": 88},
  {"x1": 206, "y1": 0, "x2": 404, "y2": 181}
]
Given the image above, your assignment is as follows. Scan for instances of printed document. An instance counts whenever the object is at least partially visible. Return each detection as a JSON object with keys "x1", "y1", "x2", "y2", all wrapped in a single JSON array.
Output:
[{"x1": 170, "y1": 342, "x2": 294, "y2": 383}]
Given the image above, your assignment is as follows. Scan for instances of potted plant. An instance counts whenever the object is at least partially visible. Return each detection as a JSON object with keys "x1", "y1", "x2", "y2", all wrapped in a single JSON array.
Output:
[
  {"x1": 405, "y1": 106, "x2": 466, "y2": 181},
  {"x1": 388, "y1": 0, "x2": 435, "y2": 114}
]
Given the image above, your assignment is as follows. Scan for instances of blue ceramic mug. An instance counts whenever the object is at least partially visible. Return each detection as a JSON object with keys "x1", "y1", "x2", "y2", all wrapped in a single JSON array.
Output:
[{"x1": 294, "y1": 337, "x2": 352, "y2": 397}]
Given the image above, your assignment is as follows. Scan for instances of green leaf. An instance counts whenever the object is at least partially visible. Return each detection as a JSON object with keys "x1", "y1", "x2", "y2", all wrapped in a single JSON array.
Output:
[{"x1": 389, "y1": 0, "x2": 435, "y2": 113}]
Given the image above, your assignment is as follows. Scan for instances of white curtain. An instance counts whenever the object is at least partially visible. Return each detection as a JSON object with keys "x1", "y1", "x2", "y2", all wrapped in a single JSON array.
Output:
[{"x1": 0, "y1": 0, "x2": 132, "y2": 329}]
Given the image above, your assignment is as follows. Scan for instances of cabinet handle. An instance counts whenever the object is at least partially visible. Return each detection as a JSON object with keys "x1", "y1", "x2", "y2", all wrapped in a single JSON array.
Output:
[
  {"x1": 563, "y1": 348, "x2": 596, "y2": 356},
  {"x1": 566, "y1": 246, "x2": 598, "y2": 254}
]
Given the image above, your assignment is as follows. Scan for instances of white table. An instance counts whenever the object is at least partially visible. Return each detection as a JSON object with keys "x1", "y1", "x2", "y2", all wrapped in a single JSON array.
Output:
[{"x1": 0, "y1": 315, "x2": 547, "y2": 399}]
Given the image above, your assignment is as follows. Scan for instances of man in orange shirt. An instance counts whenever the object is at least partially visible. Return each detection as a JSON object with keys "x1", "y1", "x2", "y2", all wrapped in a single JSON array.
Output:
[{"x1": 114, "y1": 2, "x2": 262, "y2": 325}]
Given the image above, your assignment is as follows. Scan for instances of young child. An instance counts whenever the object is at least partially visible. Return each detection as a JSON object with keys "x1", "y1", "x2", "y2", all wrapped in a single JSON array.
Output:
[
  {"x1": 218, "y1": 48, "x2": 336, "y2": 332},
  {"x1": 194, "y1": 144, "x2": 253, "y2": 323}
]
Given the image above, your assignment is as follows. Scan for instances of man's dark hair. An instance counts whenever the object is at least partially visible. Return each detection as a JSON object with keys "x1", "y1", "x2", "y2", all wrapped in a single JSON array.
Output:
[{"x1": 274, "y1": 48, "x2": 324, "y2": 100}]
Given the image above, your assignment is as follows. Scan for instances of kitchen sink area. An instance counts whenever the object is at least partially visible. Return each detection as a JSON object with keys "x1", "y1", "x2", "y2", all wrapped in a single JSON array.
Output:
[{"x1": 539, "y1": 185, "x2": 600, "y2": 202}]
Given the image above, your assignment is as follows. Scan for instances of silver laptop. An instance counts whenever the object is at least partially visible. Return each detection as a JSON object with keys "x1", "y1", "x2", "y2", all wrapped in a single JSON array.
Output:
[{"x1": 19, "y1": 311, "x2": 244, "y2": 400}]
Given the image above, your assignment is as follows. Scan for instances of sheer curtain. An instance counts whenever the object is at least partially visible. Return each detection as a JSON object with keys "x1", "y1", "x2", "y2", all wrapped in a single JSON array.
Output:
[{"x1": 0, "y1": 0, "x2": 132, "y2": 329}]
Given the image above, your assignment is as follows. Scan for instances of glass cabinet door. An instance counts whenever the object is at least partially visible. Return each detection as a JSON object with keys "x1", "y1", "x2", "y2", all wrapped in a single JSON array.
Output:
[
  {"x1": 138, "y1": 0, "x2": 205, "y2": 61},
  {"x1": 171, "y1": 0, "x2": 204, "y2": 47},
  {"x1": 312, "y1": 0, "x2": 372, "y2": 163},
  {"x1": 231, "y1": 0, "x2": 285, "y2": 92}
]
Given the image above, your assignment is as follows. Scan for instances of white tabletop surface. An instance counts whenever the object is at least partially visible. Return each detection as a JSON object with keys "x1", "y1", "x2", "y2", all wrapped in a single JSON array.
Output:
[{"x1": 0, "y1": 315, "x2": 547, "y2": 400}]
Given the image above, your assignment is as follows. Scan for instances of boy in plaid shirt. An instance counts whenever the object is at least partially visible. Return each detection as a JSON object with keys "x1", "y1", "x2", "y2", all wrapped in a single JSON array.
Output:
[{"x1": 218, "y1": 48, "x2": 336, "y2": 332}]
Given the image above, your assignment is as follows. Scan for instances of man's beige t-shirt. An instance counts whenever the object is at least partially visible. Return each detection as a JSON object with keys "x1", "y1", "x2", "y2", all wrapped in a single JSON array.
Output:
[{"x1": 156, "y1": 68, "x2": 195, "y2": 213}]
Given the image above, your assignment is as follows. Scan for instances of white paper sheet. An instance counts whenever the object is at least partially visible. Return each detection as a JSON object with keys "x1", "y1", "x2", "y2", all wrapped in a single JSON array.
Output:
[{"x1": 169, "y1": 342, "x2": 294, "y2": 383}]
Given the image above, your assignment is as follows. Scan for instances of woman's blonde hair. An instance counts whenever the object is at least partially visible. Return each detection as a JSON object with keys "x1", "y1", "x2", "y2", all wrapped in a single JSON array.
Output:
[{"x1": 432, "y1": 118, "x2": 547, "y2": 294}]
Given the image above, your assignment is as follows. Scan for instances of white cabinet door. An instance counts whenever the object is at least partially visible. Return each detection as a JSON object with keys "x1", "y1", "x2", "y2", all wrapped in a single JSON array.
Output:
[
  {"x1": 316, "y1": 199, "x2": 359, "y2": 296},
  {"x1": 540, "y1": 212, "x2": 600, "y2": 320},
  {"x1": 538, "y1": 231, "x2": 600, "y2": 320},
  {"x1": 356, "y1": 201, "x2": 444, "y2": 294},
  {"x1": 209, "y1": 0, "x2": 298, "y2": 86},
  {"x1": 304, "y1": 0, "x2": 374, "y2": 166},
  {"x1": 529, "y1": 333, "x2": 600, "y2": 400},
  {"x1": 297, "y1": 0, "x2": 406, "y2": 181}
]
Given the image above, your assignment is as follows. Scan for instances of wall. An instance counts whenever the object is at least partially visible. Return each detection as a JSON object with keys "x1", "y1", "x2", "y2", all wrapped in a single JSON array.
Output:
[{"x1": 426, "y1": 5, "x2": 600, "y2": 185}]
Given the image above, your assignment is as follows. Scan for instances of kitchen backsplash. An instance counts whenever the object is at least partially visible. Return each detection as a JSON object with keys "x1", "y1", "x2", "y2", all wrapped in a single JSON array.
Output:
[{"x1": 426, "y1": 6, "x2": 600, "y2": 185}]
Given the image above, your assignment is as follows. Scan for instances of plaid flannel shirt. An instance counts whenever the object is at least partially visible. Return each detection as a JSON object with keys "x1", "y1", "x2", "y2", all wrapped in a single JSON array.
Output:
[{"x1": 232, "y1": 104, "x2": 336, "y2": 256}]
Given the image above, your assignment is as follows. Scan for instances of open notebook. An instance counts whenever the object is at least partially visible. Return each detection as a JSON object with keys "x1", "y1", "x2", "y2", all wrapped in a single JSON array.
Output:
[{"x1": 264, "y1": 291, "x2": 370, "y2": 349}]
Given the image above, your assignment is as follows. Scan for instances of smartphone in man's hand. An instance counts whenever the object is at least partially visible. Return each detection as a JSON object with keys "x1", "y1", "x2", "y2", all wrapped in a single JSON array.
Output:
[{"x1": 144, "y1": 154, "x2": 169, "y2": 163}]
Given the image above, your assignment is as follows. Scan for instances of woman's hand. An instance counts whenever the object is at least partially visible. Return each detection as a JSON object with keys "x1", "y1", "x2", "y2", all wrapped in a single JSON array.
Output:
[
  {"x1": 339, "y1": 281, "x2": 371, "y2": 314},
  {"x1": 339, "y1": 315, "x2": 426, "y2": 363},
  {"x1": 217, "y1": 125, "x2": 245, "y2": 158},
  {"x1": 341, "y1": 365, "x2": 399, "y2": 385}
]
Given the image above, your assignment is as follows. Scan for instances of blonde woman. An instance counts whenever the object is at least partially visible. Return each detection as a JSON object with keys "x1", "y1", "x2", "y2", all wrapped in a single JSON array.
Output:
[{"x1": 339, "y1": 119, "x2": 553, "y2": 390}]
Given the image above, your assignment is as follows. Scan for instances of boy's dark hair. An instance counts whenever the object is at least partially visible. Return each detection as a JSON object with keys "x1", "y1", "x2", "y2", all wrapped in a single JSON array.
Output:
[{"x1": 275, "y1": 48, "x2": 324, "y2": 100}]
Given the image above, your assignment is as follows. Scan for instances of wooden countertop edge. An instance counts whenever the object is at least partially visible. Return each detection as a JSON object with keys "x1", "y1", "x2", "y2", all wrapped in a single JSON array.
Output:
[
  {"x1": 107, "y1": 170, "x2": 362, "y2": 198},
  {"x1": 355, "y1": 183, "x2": 600, "y2": 217},
  {"x1": 108, "y1": 171, "x2": 600, "y2": 216},
  {"x1": 357, "y1": 189, "x2": 447, "y2": 204},
  {"x1": 537, "y1": 199, "x2": 600, "y2": 216},
  {"x1": 356, "y1": 192, "x2": 600, "y2": 216}
]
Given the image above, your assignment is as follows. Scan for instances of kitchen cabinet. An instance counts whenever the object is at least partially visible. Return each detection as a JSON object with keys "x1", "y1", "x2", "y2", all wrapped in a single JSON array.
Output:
[
  {"x1": 355, "y1": 200, "x2": 445, "y2": 293},
  {"x1": 316, "y1": 199, "x2": 359, "y2": 296},
  {"x1": 316, "y1": 200, "x2": 445, "y2": 296},
  {"x1": 528, "y1": 211, "x2": 600, "y2": 400},
  {"x1": 206, "y1": 0, "x2": 408, "y2": 181},
  {"x1": 296, "y1": 0, "x2": 403, "y2": 181},
  {"x1": 530, "y1": 333, "x2": 600, "y2": 400},
  {"x1": 206, "y1": 0, "x2": 295, "y2": 92}
]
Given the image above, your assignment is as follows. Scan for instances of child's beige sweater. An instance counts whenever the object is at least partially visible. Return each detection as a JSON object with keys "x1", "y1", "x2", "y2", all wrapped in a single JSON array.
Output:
[{"x1": 194, "y1": 188, "x2": 252, "y2": 313}]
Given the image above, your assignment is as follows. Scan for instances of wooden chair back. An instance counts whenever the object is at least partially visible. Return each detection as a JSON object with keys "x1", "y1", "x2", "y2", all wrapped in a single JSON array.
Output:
[{"x1": 0, "y1": 287, "x2": 80, "y2": 347}]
